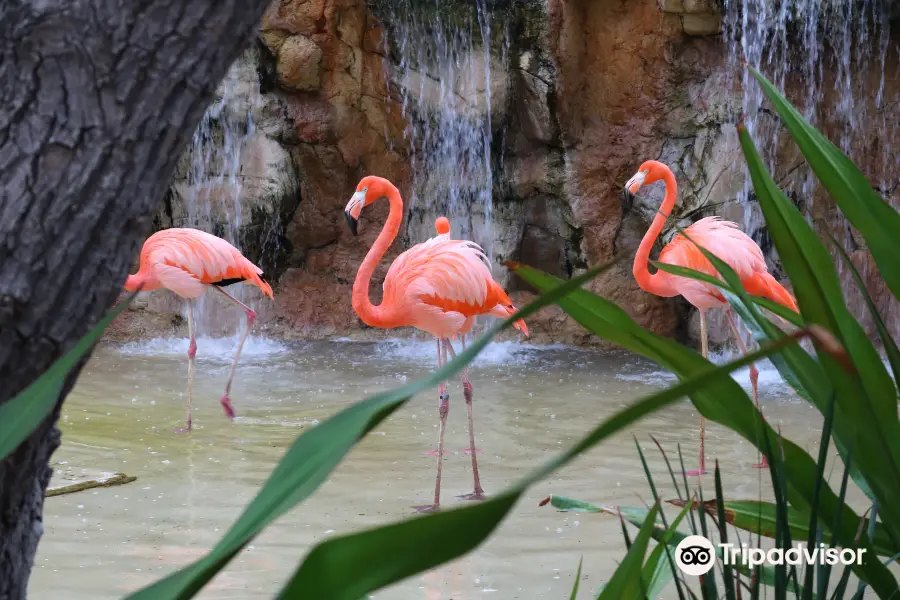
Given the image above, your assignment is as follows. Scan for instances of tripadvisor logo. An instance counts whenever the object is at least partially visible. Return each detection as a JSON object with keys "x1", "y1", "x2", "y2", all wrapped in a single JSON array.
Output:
[{"x1": 675, "y1": 535, "x2": 867, "y2": 576}]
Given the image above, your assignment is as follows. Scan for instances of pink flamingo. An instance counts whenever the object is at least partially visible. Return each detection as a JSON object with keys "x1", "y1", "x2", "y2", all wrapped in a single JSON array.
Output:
[
  {"x1": 431, "y1": 216, "x2": 528, "y2": 463},
  {"x1": 625, "y1": 160, "x2": 797, "y2": 475},
  {"x1": 345, "y1": 176, "x2": 527, "y2": 511},
  {"x1": 124, "y1": 228, "x2": 274, "y2": 431}
]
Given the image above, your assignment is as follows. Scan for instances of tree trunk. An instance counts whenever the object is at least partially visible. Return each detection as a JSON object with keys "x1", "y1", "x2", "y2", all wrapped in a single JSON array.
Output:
[{"x1": 0, "y1": 1, "x2": 270, "y2": 596}]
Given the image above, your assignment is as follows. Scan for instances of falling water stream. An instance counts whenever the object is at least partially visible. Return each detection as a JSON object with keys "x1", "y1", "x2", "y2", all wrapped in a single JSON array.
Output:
[
  {"x1": 378, "y1": 0, "x2": 507, "y2": 263},
  {"x1": 723, "y1": 0, "x2": 900, "y2": 329},
  {"x1": 166, "y1": 50, "x2": 267, "y2": 337}
]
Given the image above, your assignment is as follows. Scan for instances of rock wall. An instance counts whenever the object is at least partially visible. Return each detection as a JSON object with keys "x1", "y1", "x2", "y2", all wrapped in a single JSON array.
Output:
[{"x1": 112, "y1": 0, "x2": 900, "y2": 348}]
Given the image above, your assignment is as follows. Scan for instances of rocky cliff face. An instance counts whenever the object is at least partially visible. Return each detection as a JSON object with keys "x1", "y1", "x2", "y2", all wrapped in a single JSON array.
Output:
[{"x1": 112, "y1": 0, "x2": 900, "y2": 348}]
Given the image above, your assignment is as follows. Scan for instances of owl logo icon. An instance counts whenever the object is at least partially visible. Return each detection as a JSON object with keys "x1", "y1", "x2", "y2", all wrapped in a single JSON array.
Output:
[{"x1": 675, "y1": 535, "x2": 716, "y2": 576}]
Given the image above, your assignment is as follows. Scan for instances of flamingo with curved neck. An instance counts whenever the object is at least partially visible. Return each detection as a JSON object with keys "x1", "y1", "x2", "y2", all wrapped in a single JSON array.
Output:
[
  {"x1": 626, "y1": 160, "x2": 798, "y2": 476},
  {"x1": 344, "y1": 176, "x2": 528, "y2": 511}
]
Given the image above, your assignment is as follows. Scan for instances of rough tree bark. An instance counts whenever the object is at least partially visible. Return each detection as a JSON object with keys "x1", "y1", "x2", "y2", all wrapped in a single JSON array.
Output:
[{"x1": 0, "y1": 1, "x2": 271, "y2": 596}]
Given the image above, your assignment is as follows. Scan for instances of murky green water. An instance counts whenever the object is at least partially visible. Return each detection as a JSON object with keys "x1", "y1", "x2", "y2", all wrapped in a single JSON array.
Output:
[{"x1": 30, "y1": 336, "x2": 855, "y2": 599}]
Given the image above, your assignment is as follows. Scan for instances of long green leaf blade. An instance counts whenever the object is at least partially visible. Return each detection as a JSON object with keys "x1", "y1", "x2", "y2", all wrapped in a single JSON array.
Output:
[
  {"x1": 738, "y1": 124, "x2": 900, "y2": 547},
  {"x1": 273, "y1": 324, "x2": 816, "y2": 599},
  {"x1": 516, "y1": 265, "x2": 899, "y2": 596},
  {"x1": 125, "y1": 264, "x2": 611, "y2": 600},
  {"x1": 0, "y1": 293, "x2": 135, "y2": 462},
  {"x1": 749, "y1": 65, "x2": 900, "y2": 303}
]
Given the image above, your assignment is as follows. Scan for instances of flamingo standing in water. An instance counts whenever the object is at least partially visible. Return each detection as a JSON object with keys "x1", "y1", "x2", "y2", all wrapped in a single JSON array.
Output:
[
  {"x1": 625, "y1": 160, "x2": 797, "y2": 475},
  {"x1": 124, "y1": 228, "x2": 274, "y2": 431},
  {"x1": 345, "y1": 176, "x2": 527, "y2": 512}
]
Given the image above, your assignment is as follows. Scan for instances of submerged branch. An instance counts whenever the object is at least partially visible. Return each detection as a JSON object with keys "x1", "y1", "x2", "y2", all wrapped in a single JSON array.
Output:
[{"x1": 46, "y1": 473, "x2": 137, "y2": 497}]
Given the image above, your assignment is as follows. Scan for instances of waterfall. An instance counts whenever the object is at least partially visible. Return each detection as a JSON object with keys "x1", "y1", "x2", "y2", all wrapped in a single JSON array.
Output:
[
  {"x1": 169, "y1": 50, "x2": 265, "y2": 336},
  {"x1": 376, "y1": 0, "x2": 509, "y2": 263},
  {"x1": 723, "y1": 0, "x2": 900, "y2": 332}
]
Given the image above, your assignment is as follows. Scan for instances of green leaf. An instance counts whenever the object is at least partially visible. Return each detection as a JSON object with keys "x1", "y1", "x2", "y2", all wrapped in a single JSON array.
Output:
[
  {"x1": 515, "y1": 264, "x2": 899, "y2": 597},
  {"x1": 548, "y1": 500, "x2": 819, "y2": 599},
  {"x1": 642, "y1": 501, "x2": 691, "y2": 598},
  {"x1": 125, "y1": 263, "x2": 611, "y2": 600},
  {"x1": 650, "y1": 260, "x2": 803, "y2": 327},
  {"x1": 272, "y1": 323, "x2": 812, "y2": 600},
  {"x1": 829, "y1": 237, "x2": 900, "y2": 398},
  {"x1": 596, "y1": 503, "x2": 659, "y2": 600},
  {"x1": 736, "y1": 119, "x2": 896, "y2": 425},
  {"x1": 662, "y1": 222, "x2": 877, "y2": 504},
  {"x1": 749, "y1": 65, "x2": 900, "y2": 303},
  {"x1": 738, "y1": 125, "x2": 900, "y2": 544},
  {"x1": 0, "y1": 293, "x2": 136, "y2": 462}
]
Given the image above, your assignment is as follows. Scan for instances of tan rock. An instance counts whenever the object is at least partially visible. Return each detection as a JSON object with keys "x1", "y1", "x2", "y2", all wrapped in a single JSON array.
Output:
[
  {"x1": 277, "y1": 35, "x2": 323, "y2": 91},
  {"x1": 682, "y1": 13, "x2": 722, "y2": 35},
  {"x1": 260, "y1": 29, "x2": 289, "y2": 55},
  {"x1": 262, "y1": 0, "x2": 326, "y2": 36}
]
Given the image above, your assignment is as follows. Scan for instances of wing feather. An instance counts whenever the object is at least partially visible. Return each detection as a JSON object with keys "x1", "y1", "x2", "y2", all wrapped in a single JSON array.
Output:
[
  {"x1": 660, "y1": 217, "x2": 765, "y2": 281},
  {"x1": 143, "y1": 228, "x2": 273, "y2": 298},
  {"x1": 385, "y1": 235, "x2": 494, "y2": 311}
]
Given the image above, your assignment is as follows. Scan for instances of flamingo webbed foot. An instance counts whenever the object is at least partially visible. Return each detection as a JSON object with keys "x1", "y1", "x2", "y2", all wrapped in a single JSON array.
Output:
[
  {"x1": 220, "y1": 395, "x2": 236, "y2": 420},
  {"x1": 460, "y1": 448, "x2": 483, "y2": 455},
  {"x1": 684, "y1": 468, "x2": 706, "y2": 477},
  {"x1": 457, "y1": 491, "x2": 486, "y2": 501},
  {"x1": 413, "y1": 504, "x2": 440, "y2": 513}
]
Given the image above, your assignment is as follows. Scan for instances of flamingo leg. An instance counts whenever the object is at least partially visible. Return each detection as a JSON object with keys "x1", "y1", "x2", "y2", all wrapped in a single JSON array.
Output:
[
  {"x1": 725, "y1": 309, "x2": 767, "y2": 469},
  {"x1": 212, "y1": 285, "x2": 256, "y2": 421},
  {"x1": 426, "y1": 338, "x2": 450, "y2": 457},
  {"x1": 444, "y1": 338, "x2": 485, "y2": 501},
  {"x1": 416, "y1": 338, "x2": 449, "y2": 513},
  {"x1": 176, "y1": 299, "x2": 197, "y2": 433},
  {"x1": 458, "y1": 336, "x2": 482, "y2": 456},
  {"x1": 686, "y1": 309, "x2": 708, "y2": 477}
]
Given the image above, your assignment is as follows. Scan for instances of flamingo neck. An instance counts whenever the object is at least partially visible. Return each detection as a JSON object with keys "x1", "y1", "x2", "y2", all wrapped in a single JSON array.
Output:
[
  {"x1": 352, "y1": 185, "x2": 404, "y2": 328},
  {"x1": 633, "y1": 166, "x2": 678, "y2": 296}
]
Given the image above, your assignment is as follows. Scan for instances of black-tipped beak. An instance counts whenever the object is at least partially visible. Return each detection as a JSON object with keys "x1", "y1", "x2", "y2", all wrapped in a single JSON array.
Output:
[
  {"x1": 622, "y1": 188, "x2": 635, "y2": 208},
  {"x1": 345, "y1": 211, "x2": 358, "y2": 236}
]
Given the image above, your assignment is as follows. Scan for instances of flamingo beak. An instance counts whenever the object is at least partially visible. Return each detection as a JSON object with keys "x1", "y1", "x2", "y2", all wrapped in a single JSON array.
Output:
[
  {"x1": 624, "y1": 170, "x2": 647, "y2": 196},
  {"x1": 344, "y1": 190, "x2": 366, "y2": 236},
  {"x1": 345, "y1": 211, "x2": 358, "y2": 236}
]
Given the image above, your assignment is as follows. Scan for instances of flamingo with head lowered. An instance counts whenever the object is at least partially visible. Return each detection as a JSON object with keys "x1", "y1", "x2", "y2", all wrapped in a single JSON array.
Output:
[
  {"x1": 345, "y1": 176, "x2": 527, "y2": 512},
  {"x1": 124, "y1": 228, "x2": 274, "y2": 432},
  {"x1": 625, "y1": 160, "x2": 798, "y2": 476}
]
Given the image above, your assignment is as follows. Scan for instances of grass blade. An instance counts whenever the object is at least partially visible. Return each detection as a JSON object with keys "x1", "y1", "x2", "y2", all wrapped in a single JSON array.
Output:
[
  {"x1": 569, "y1": 557, "x2": 584, "y2": 600},
  {"x1": 714, "y1": 462, "x2": 737, "y2": 600},
  {"x1": 596, "y1": 502, "x2": 660, "y2": 599}
]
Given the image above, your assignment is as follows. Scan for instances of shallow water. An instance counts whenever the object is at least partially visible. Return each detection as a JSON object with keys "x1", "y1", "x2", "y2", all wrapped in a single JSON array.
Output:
[{"x1": 32, "y1": 337, "x2": 862, "y2": 599}]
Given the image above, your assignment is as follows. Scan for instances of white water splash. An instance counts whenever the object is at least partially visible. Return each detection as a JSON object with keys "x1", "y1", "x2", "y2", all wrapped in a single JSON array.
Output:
[
  {"x1": 330, "y1": 337, "x2": 575, "y2": 367},
  {"x1": 616, "y1": 352, "x2": 794, "y2": 398},
  {"x1": 118, "y1": 335, "x2": 289, "y2": 362}
]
